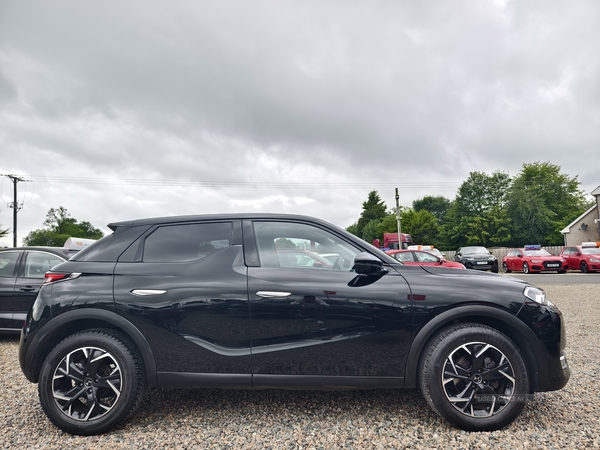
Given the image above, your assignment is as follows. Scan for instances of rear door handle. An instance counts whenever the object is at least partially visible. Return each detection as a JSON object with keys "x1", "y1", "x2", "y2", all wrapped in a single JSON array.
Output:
[{"x1": 19, "y1": 286, "x2": 37, "y2": 292}]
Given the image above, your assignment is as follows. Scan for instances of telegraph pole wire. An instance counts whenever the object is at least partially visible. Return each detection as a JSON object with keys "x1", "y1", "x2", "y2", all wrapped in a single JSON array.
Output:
[{"x1": 1, "y1": 174, "x2": 31, "y2": 247}]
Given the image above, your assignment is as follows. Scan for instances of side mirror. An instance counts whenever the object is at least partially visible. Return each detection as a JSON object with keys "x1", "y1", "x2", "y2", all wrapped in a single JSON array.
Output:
[
  {"x1": 353, "y1": 252, "x2": 386, "y2": 275},
  {"x1": 575, "y1": 252, "x2": 580, "y2": 256}
]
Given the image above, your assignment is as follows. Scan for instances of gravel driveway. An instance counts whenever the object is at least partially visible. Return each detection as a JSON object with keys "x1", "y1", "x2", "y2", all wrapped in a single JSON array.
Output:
[{"x1": 2, "y1": 284, "x2": 598, "y2": 449}]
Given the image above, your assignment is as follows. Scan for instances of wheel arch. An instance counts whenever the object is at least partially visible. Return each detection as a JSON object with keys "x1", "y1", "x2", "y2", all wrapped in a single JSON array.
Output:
[
  {"x1": 403, "y1": 305, "x2": 543, "y2": 393},
  {"x1": 23, "y1": 309, "x2": 157, "y2": 386}
]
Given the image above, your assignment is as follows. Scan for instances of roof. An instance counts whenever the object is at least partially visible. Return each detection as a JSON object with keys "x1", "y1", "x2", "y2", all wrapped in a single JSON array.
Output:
[
  {"x1": 560, "y1": 204, "x2": 597, "y2": 234},
  {"x1": 591, "y1": 185, "x2": 600, "y2": 196}
]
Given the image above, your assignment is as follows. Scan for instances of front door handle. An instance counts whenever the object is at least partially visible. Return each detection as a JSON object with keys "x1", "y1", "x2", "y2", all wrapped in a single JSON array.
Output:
[
  {"x1": 131, "y1": 289, "x2": 167, "y2": 296},
  {"x1": 256, "y1": 291, "x2": 291, "y2": 298}
]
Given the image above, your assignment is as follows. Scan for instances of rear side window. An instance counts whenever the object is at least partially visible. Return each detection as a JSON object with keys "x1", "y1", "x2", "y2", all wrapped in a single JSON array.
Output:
[
  {"x1": 24, "y1": 252, "x2": 65, "y2": 278},
  {"x1": 143, "y1": 222, "x2": 233, "y2": 263},
  {"x1": 0, "y1": 252, "x2": 20, "y2": 277}
]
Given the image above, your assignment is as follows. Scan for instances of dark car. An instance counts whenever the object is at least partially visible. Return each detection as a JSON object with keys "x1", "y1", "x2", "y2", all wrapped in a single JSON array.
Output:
[
  {"x1": 0, "y1": 247, "x2": 70, "y2": 333},
  {"x1": 455, "y1": 246, "x2": 499, "y2": 272},
  {"x1": 19, "y1": 214, "x2": 569, "y2": 435}
]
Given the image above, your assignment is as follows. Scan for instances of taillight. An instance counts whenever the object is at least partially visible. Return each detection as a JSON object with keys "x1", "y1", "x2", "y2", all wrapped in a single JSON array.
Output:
[{"x1": 43, "y1": 272, "x2": 82, "y2": 284}]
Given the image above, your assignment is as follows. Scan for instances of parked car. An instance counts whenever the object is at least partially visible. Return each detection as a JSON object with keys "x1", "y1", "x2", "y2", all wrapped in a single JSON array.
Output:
[
  {"x1": 454, "y1": 246, "x2": 499, "y2": 272},
  {"x1": 19, "y1": 214, "x2": 570, "y2": 435},
  {"x1": 406, "y1": 245, "x2": 445, "y2": 259},
  {"x1": 386, "y1": 249, "x2": 465, "y2": 269},
  {"x1": 0, "y1": 247, "x2": 70, "y2": 333},
  {"x1": 560, "y1": 242, "x2": 600, "y2": 273},
  {"x1": 503, "y1": 245, "x2": 568, "y2": 274}
]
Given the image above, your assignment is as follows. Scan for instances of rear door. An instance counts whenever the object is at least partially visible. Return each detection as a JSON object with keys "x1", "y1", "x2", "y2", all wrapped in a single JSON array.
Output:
[
  {"x1": 113, "y1": 220, "x2": 252, "y2": 383},
  {"x1": 0, "y1": 250, "x2": 22, "y2": 330},
  {"x1": 12, "y1": 250, "x2": 66, "y2": 323}
]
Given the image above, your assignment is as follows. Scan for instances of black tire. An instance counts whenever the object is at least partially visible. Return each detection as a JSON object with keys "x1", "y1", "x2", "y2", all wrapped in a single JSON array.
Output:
[
  {"x1": 38, "y1": 329, "x2": 146, "y2": 435},
  {"x1": 502, "y1": 262, "x2": 511, "y2": 273},
  {"x1": 580, "y1": 261, "x2": 589, "y2": 273},
  {"x1": 522, "y1": 262, "x2": 530, "y2": 274},
  {"x1": 491, "y1": 264, "x2": 499, "y2": 274},
  {"x1": 419, "y1": 323, "x2": 529, "y2": 431}
]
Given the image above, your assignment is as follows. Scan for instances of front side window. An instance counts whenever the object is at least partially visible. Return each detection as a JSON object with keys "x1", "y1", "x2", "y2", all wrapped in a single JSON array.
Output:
[
  {"x1": 24, "y1": 252, "x2": 65, "y2": 278},
  {"x1": 415, "y1": 251, "x2": 438, "y2": 263},
  {"x1": 253, "y1": 221, "x2": 361, "y2": 271},
  {"x1": 143, "y1": 222, "x2": 233, "y2": 263}
]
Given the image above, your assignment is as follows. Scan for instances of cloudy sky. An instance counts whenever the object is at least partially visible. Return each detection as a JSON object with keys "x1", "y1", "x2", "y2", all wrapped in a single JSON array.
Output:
[{"x1": 1, "y1": 0, "x2": 599, "y2": 246}]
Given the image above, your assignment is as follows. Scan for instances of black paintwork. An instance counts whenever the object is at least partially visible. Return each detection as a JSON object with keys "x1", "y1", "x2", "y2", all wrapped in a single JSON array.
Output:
[{"x1": 19, "y1": 213, "x2": 570, "y2": 394}]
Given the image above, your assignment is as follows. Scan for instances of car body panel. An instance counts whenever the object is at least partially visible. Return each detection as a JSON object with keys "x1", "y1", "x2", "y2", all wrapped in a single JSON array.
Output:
[{"x1": 19, "y1": 213, "x2": 569, "y2": 399}]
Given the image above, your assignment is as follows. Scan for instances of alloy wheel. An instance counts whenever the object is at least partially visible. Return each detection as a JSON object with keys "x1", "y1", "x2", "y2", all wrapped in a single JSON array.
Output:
[
  {"x1": 442, "y1": 342, "x2": 516, "y2": 418},
  {"x1": 51, "y1": 346, "x2": 122, "y2": 421}
]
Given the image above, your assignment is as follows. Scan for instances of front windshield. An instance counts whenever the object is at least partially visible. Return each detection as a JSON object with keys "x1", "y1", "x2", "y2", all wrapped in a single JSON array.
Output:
[
  {"x1": 523, "y1": 249, "x2": 552, "y2": 257},
  {"x1": 462, "y1": 247, "x2": 488, "y2": 255}
]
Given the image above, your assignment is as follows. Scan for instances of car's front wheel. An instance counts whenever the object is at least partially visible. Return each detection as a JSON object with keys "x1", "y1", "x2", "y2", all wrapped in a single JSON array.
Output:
[
  {"x1": 38, "y1": 329, "x2": 146, "y2": 435},
  {"x1": 580, "y1": 261, "x2": 589, "y2": 273},
  {"x1": 419, "y1": 323, "x2": 529, "y2": 431},
  {"x1": 522, "y1": 262, "x2": 530, "y2": 274}
]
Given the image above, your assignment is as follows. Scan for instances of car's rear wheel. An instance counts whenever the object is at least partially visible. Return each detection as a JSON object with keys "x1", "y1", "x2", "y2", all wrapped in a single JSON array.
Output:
[
  {"x1": 522, "y1": 262, "x2": 530, "y2": 274},
  {"x1": 38, "y1": 329, "x2": 146, "y2": 435},
  {"x1": 580, "y1": 261, "x2": 589, "y2": 273},
  {"x1": 419, "y1": 323, "x2": 529, "y2": 431},
  {"x1": 502, "y1": 262, "x2": 511, "y2": 273}
]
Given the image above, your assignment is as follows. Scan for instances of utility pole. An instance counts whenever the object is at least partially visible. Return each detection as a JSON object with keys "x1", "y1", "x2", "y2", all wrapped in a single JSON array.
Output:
[
  {"x1": 395, "y1": 188, "x2": 402, "y2": 249},
  {"x1": 2, "y1": 174, "x2": 29, "y2": 247}
]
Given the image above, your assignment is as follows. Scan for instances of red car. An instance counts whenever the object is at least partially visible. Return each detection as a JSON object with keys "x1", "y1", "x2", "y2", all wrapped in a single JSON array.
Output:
[
  {"x1": 502, "y1": 245, "x2": 568, "y2": 274},
  {"x1": 560, "y1": 242, "x2": 600, "y2": 273},
  {"x1": 386, "y1": 249, "x2": 465, "y2": 269}
]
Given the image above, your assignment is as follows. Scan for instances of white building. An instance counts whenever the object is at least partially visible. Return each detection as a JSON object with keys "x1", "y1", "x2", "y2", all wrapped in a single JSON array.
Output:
[{"x1": 561, "y1": 185, "x2": 600, "y2": 245}]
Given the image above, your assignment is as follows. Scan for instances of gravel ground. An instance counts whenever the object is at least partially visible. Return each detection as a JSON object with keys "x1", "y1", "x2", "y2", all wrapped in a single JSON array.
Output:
[{"x1": 1, "y1": 284, "x2": 598, "y2": 449}]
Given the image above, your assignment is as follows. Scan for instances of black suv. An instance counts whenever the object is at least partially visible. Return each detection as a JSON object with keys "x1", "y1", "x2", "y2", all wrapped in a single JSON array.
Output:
[
  {"x1": 455, "y1": 246, "x2": 499, "y2": 272},
  {"x1": 19, "y1": 214, "x2": 569, "y2": 435}
]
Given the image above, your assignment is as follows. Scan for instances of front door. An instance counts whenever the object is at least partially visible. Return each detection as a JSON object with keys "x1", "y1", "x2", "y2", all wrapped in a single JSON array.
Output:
[{"x1": 245, "y1": 220, "x2": 412, "y2": 386}]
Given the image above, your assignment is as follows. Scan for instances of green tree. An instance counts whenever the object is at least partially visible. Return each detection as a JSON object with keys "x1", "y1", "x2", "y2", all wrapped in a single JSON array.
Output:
[
  {"x1": 401, "y1": 209, "x2": 441, "y2": 246},
  {"x1": 361, "y1": 219, "x2": 381, "y2": 245},
  {"x1": 354, "y1": 191, "x2": 388, "y2": 239},
  {"x1": 23, "y1": 207, "x2": 104, "y2": 246},
  {"x1": 0, "y1": 223, "x2": 8, "y2": 239},
  {"x1": 507, "y1": 162, "x2": 588, "y2": 245},
  {"x1": 413, "y1": 196, "x2": 452, "y2": 224},
  {"x1": 444, "y1": 171, "x2": 512, "y2": 248}
]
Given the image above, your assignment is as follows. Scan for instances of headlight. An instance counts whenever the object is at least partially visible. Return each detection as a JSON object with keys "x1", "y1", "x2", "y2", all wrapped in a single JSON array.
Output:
[
  {"x1": 524, "y1": 286, "x2": 553, "y2": 306},
  {"x1": 590, "y1": 258, "x2": 600, "y2": 263},
  {"x1": 530, "y1": 259, "x2": 542, "y2": 263}
]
